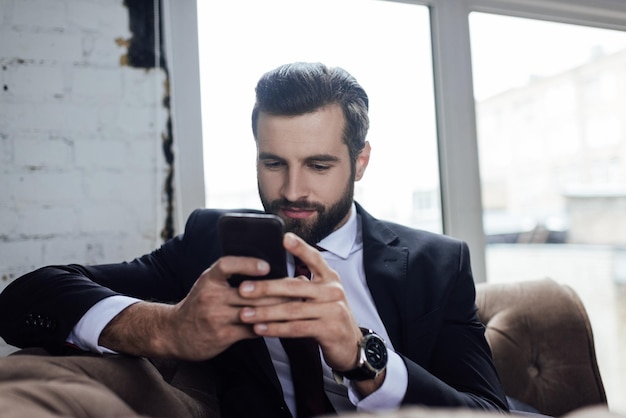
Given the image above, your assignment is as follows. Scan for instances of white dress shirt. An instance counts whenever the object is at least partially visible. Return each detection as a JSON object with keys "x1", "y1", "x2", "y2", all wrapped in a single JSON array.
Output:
[{"x1": 68, "y1": 204, "x2": 408, "y2": 414}]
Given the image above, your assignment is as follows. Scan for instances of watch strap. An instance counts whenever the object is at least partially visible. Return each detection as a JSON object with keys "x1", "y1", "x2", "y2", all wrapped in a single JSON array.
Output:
[{"x1": 333, "y1": 327, "x2": 387, "y2": 382}]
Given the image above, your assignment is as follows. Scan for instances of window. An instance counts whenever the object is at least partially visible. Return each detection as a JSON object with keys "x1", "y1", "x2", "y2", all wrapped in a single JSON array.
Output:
[
  {"x1": 197, "y1": 0, "x2": 441, "y2": 232},
  {"x1": 470, "y1": 12, "x2": 626, "y2": 412}
]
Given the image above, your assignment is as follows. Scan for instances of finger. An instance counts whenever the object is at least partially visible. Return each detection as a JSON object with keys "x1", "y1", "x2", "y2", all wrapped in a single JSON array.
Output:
[
  {"x1": 252, "y1": 319, "x2": 317, "y2": 339},
  {"x1": 240, "y1": 283, "x2": 347, "y2": 322},
  {"x1": 283, "y1": 233, "x2": 335, "y2": 283},
  {"x1": 188, "y1": 262, "x2": 279, "y2": 311},
  {"x1": 199, "y1": 256, "x2": 271, "y2": 286},
  {"x1": 240, "y1": 276, "x2": 319, "y2": 300},
  {"x1": 240, "y1": 298, "x2": 327, "y2": 324},
  {"x1": 235, "y1": 290, "x2": 294, "y2": 307},
  {"x1": 219, "y1": 255, "x2": 271, "y2": 278},
  {"x1": 247, "y1": 306, "x2": 349, "y2": 340}
]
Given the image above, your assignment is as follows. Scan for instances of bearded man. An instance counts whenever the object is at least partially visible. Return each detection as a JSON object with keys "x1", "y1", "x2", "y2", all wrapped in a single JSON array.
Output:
[{"x1": 0, "y1": 62, "x2": 508, "y2": 418}]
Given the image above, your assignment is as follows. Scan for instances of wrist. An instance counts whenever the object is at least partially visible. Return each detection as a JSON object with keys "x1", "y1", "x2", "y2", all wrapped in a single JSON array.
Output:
[
  {"x1": 353, "y1": 368, "x2": 386, "y2": 397},
  {"x1": 100, "y1": 301, "x2": 177, "y2": 358},
  {"x1": 332, "y1": 328, "x2": 388, "y2": 382},
  {"x1": 150, "y1": 303, "x2": 180, "y2": 358}
]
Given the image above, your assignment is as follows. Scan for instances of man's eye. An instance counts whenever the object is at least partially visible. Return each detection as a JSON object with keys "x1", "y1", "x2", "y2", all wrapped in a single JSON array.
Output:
[
  {"x1": 311, "y1": 163, "x2": 330, "y2": 171},
  {"x1": 263, "y1": 161, "x2": 283, "y2": 169}
]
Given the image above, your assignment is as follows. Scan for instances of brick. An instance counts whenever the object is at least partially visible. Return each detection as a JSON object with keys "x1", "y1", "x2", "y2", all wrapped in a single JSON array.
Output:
[
  {"x1": 2, "y1": 103, "x2": 98, "y2": 133},
  {"x1": 78, "y1": 202, "x2": 133, "y2": 234},
  {"x1": 67, "y1": 0, "x2": 129, "y2": 37},
  {"x1": 77, "y1": 233, "x2": 155, "y2": 265},
  {"x1": 74, "y1": 138, "x2": 127, "y2": 169},
  {"x1": 15, "y1": 206, "x2": 78, "y2": 237},
  {"x1": 0, "y1": 132, "x2": 13, "y2": 166},
  {"x1": 83, "y1": 170, "x2": 155, "y2": 206},
  {"x1": 127, "y1": 136, "x2": 157, "y2": 169},
  {"x1": 98, "y1": 103, "x2": 155, "y2": 135},
  {"x1": 132, "y1": 204, "x2": 158, "y2": 238},
  {"x1": 72, "y1": 66, "x2": 123, "y2": 101},
  {"x1": 0, "y1": 1, "x2": 6, "y2": 25},
  {"x1": 70, "y1": 103, "x2": 106, "y2": 132},
  {"x1": 41, "y1": 235, "x2": 92, "y2": 265},
  {"x1": 111, "y1": 104, "x2": 165, "y2": 135},
  {"x1": 3, "y1": 171, "x2": 84, "y2": 205},
  {"x1": 0, "y1": 239, "x2": 44, "y2": 273},
  {"x1": 4, "y1": 63, "x2": 65, "y2": 100},
  {"x1": 80, "y1": 32, "x2": 128, "y2": 66},
  {"x1": 1, "y1": 30, "x2": 83, "y2": 62},
  {"x1": 123, "y1": 68, "x2": 166, "y2": 107},
  {"x1": 41, "y1": 234, "x2": 141, "y2": 268},
  {"x1": 0, "y1": 206, "x2": 19, "y2": 238},
  {"x1": 12, "y1": 0, "x2": 66, "y2": 29},
  {"x1": 117, "y1": 233, "x2": 158, "y2": 261},
  {"x1": 14, "y1": 135, "x2": 73, "y2": 168},
  {"x1": 83, "y1": 170, "x2": 137, "y2": 201}
]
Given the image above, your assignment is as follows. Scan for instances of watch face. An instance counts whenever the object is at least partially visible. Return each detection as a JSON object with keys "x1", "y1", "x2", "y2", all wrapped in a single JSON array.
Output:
[{"x1": 364, "y1": 336, "x2": 388, "y2": 371}]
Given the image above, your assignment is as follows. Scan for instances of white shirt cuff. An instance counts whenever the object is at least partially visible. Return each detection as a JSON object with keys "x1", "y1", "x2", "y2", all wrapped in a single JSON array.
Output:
[
  {"x1": 348, "y1": 349, "x2": 408, "y2": 411},
  {"x1": 66, "y1": 295, "x2": 141, "y2": 354}
]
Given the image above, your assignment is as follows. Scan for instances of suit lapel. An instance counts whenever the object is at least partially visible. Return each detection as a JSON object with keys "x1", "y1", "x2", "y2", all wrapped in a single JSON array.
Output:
[{"x1": 356, "y1": 203, "x2": 409, "y2": 353}]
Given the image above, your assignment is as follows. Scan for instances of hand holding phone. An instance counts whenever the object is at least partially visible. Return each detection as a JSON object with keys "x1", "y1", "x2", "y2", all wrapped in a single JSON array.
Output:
[{"x1": 218, "y1": 213, "x2": 288, "y2": 287}]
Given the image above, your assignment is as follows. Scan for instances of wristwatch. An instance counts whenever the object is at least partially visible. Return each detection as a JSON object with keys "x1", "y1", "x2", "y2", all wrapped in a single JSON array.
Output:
[{"x1": 333, "y1": 327, "x2": 388, "y2": 382}]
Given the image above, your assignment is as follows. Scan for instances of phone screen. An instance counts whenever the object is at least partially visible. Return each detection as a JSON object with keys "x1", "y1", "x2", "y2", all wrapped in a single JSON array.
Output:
[{"x1": 218, "y1": 213, "x2": 287, "y2": 287}]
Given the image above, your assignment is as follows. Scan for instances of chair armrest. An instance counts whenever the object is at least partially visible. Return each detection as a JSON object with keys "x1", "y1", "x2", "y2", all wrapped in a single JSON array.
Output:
[{"x1": 476, "y1": 278, "x2": 606, "y2": 417}]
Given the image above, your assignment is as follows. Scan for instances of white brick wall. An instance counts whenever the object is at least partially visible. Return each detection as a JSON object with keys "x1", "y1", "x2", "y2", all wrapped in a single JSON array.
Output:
[{"x1": 0, "y1": 0, "x2": 168, "y2": 311}]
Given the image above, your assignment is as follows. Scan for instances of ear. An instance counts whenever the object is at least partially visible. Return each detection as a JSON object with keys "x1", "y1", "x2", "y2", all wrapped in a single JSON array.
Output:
[{"x1": 354, "y1": 141, "x2": 371, "y2": 181}]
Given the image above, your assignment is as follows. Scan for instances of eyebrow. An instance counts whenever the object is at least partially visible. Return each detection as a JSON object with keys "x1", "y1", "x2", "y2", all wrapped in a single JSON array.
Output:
[{"x1": 258, "y1": 152, "x2": 341, "y2": 164}]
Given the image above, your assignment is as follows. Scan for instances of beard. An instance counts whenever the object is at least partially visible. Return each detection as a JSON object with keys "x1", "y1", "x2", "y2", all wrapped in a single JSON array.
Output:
[{"x1": 259, "y1": 180, "x2": 354, "y2": 246}]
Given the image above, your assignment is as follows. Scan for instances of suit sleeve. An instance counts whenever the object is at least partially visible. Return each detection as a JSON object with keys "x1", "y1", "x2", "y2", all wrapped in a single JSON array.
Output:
[
  {"x1": 0, "y1": 209, "x2": 222, "y2": 353},
  {"x1": 400, "y1": 242, "x2": 509, "y2": 411}
]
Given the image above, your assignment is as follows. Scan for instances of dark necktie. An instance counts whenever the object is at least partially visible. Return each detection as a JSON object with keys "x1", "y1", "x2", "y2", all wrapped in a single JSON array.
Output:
[{"x1": 280, "y1": 256, "x2": 334, "y2": 417}]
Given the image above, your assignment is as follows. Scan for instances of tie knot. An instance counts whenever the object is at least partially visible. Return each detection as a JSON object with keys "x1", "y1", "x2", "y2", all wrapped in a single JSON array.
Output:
[{"x1": 293, "y1": 257, "x2": 311, "y2": 279}]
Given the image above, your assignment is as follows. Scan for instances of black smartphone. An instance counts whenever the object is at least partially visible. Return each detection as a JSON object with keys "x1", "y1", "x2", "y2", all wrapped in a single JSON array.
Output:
[{"x1": 218, "y1": 212, "x2": 288, "y2": 287}]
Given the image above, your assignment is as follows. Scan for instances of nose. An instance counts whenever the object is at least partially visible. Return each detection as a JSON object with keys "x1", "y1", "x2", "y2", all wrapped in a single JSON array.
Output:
[{"x1": 281, "y1": 167, "x2": 309, "y2": 202}]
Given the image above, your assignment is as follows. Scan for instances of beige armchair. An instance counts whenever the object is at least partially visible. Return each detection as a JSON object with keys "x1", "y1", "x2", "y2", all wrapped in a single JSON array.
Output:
[
  {"x1": 342, "y1": 278, "x2": 613, "y2": 418},
  {"x1": 476, "y1": 278, "x2": 607, "y2": 417}
]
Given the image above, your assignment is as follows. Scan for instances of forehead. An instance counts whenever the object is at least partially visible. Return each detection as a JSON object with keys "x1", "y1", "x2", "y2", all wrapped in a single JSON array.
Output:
[{"x1": 256, "y1": 104, "x2": 347, "y2": 156}]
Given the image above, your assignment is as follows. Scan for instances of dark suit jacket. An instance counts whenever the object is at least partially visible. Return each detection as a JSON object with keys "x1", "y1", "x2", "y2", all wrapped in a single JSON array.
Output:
[{"x1": 0, "y1": 203, "x2": 508, "y2": 417}]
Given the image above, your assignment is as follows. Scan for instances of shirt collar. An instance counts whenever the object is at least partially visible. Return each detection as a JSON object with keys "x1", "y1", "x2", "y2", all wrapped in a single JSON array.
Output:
[{"x1": 317, "y1": 203, "x2": 358, "y2": 260}]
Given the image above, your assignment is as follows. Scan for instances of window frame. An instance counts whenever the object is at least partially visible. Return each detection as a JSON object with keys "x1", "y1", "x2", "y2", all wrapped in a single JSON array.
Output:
[{"x1": 163, "y1": 0, "x2": 626, "y2": 282}]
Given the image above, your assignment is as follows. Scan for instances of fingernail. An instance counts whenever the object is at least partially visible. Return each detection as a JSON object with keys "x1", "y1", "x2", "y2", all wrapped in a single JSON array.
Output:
[
  {"x1": 241, "y1": 308, "x2": 255, "y2": 318},
  {"x1": 258, "y1": 260, "x2": 269, "y2": 272},
  {"x1": 285, "y1": 233, "x2": 296, "y2": 247},
  {"x1": 241, "y1": 282, "x2": 255, "y2": 293},
  {"x1": 255, "y1": 323, "x2": 268, "y2": 333}
]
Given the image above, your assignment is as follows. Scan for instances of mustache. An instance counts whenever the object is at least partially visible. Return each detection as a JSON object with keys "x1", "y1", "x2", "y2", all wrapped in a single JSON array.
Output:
[{"x1": 269, "y1": 199, "x2": 325, "y2": 212}]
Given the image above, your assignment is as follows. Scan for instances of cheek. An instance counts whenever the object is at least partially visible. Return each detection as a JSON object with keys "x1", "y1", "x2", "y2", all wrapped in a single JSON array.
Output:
[
  {"x1": 257, "y1": 171, "x2": 280, "y2": 196},
  {"x1": 319, "y1": 173, "x2": 350, "y2": 201}
]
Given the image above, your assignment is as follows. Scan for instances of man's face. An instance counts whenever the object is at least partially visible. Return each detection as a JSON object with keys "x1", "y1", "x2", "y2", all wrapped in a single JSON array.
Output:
[{"x1": 256, "y1": 103, "x2": 370, "y2": 245}]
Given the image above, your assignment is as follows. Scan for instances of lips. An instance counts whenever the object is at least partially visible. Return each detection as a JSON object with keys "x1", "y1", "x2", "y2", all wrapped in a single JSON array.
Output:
[{"x1": 281, "y1": 207, "x2": 316, "y2": 219}]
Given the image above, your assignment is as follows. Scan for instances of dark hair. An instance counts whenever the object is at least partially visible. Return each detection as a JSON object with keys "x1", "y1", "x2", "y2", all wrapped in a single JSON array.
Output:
[{"x1": 251, "y1": 62, "x2": 369, "y2": 163}]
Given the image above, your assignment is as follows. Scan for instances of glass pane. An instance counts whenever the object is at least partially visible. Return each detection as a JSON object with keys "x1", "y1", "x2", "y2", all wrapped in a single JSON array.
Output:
[
  {"x1": 470, "y1": 12, "x2": 626, "y2": 413},
  {"x1": 197, "y1": 0, "x2": 441, "y2": 232}
]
